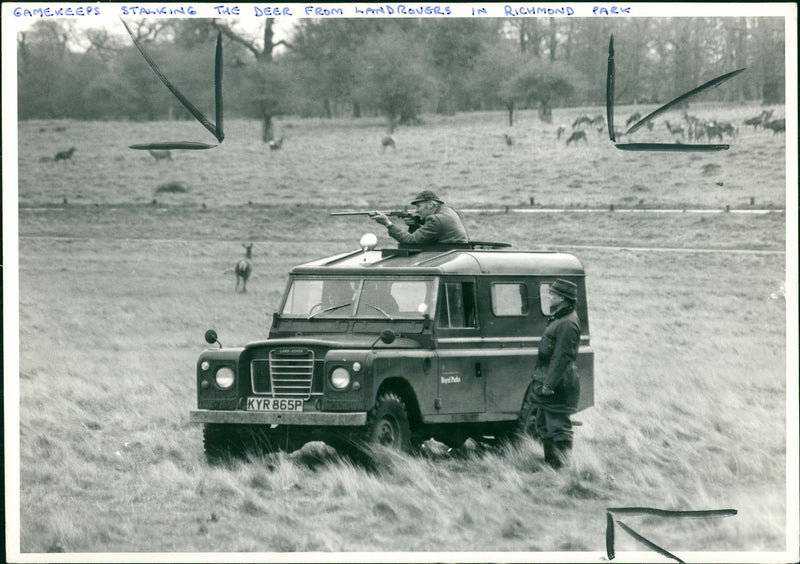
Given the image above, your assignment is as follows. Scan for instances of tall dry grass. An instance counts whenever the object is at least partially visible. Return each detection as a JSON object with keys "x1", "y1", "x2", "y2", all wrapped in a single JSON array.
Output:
[{"x1": 12, "y1": 109, "x2": 790, "y2": 558}]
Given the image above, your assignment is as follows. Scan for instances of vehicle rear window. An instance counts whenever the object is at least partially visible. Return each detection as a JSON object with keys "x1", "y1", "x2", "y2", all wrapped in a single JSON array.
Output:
[{"x1": 491, "y1": 283, "x2": 529, "y2": 316}]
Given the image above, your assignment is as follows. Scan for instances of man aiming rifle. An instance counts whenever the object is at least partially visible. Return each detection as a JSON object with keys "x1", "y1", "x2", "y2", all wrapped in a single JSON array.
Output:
[
  {"x1": 330, "y1": 209, "x2": 422, "y2": 228},
  {"x1": 366, "y1": 191, "x2": 469, "y2": 246}
]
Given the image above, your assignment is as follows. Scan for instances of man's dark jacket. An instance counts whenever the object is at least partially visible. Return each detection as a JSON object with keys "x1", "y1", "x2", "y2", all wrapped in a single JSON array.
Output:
[
  {"x1": 531, "y1": 304, "x2": 581, "y2": 412},
  {"x1": 387, "y1": 204, "x2": 468, "y2": 245}
]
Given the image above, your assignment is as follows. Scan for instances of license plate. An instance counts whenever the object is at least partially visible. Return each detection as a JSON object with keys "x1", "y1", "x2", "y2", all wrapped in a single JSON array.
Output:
[{"x1": 247, "y1": 398, "x2": 304, "y2": 412}]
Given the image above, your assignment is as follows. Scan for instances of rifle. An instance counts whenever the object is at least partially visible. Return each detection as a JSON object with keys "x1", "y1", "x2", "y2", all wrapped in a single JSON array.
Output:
[{"x1": 331, "y1": 210, "x2": 422, "y2": 230}]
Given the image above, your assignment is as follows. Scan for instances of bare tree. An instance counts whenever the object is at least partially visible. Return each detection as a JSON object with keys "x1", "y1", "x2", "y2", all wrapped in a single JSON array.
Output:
[
  {"x1": 751, "y1": 17, "x2": 785, "y2": 104},
  {"x1": 213, "y1": 18, "x2": 288, "y2": 62}
]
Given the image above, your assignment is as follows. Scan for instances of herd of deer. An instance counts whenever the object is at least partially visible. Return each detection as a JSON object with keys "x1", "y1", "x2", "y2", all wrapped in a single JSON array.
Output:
[
  {"x1": 741, "y1": 109, "x2": 785, "y2": 134},
  {"x1": 664, "y1": 109, "x2": 782, "y2": 141},
  {"x1": 552, "y1": 107, "x2": 784, "y2": 146},
  {"x1": 47, "y1": 105, "x2": 785, "y2": 164},
  {"x1": 556, "y1": 114, "x2": 607, "y2": 144},
  {"x1": 46, "y1": 111, "x2": 786, "y2": 167}
]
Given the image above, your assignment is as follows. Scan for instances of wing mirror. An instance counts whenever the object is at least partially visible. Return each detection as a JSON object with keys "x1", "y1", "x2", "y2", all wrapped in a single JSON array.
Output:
[
  {"x1": 371, "y1": 329, "x2": 396, "y2": 349},
  {"x1": 204, "y1": 329, "x2": 221, "y2": 348}
]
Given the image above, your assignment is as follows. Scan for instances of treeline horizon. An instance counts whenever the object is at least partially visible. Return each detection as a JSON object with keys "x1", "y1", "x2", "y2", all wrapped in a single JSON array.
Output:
[{"x1": 16, "y1": 16, "x2": 786, "y2": 126}]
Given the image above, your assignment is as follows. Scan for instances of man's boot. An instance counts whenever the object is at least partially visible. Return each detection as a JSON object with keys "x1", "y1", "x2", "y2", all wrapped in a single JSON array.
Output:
[
  {"x1": 553, "y1": 439, "x2": 573, "y2": 468},
  {"x1": 543, "y1": 439, "x2": 562, "y2": 469}
]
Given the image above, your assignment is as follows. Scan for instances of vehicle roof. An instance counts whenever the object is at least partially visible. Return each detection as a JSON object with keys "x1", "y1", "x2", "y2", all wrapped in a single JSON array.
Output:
[{"x1": 291, "y1": 246, "x2": 585, "y2": 277}]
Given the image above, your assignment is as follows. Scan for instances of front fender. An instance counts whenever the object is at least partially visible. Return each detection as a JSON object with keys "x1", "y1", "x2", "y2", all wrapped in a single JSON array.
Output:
[{"x1": 367, "y1": 351, "x2": 436, "y2": 416}]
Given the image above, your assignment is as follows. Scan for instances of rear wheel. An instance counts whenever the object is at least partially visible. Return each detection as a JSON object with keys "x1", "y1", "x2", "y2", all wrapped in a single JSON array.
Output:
[{"x1": 365, "y1": 392, "x2": 412, "y2": 452}]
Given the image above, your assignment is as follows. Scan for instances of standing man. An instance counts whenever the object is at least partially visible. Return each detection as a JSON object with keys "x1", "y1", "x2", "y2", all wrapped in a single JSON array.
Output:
[
  {"x1": 369, "y1": 190, "x2": 469, "y2": 246},
  {"x1": 520, "y1": 279, "x2": 582, "y2": 469}
]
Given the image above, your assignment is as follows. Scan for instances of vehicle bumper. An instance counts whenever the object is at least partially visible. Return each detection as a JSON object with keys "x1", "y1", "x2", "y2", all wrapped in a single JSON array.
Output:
[{"x1": 189, "y1": 409, "x2": 367, "y2": 426}]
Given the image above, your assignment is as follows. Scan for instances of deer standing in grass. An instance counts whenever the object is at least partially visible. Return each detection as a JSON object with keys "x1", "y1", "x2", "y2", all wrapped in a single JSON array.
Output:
[
  {"x1": 625, "y1": 112, "x2": 642, "y2": 128},
  {"x1": 566, "y1": 130, "x2": 587, "y2": 145},
  {"x1": 763, "y1": 118, "x2": 785, "y2": 134},
  {"x1": 235, "y1": 243, "x2": 253, "y2": 293},
  {"x1": 664, "y1": 121, "x2": 685, "y2": 139},
  {"x1": 572, "y1": 115, "x2": 592, "y2": 129},
  {"x1": 382, "y1": 119, "x2": 398, "y2": 151},
  {"x1": 743, "y1": 109, "x2": 773, "y2": 130},
  {"x1": 55, "y1": 147, "x2": 76, "y2": 162},
  {"x1": 381, "y1": 135, "x2": 396, "y2": 150}
]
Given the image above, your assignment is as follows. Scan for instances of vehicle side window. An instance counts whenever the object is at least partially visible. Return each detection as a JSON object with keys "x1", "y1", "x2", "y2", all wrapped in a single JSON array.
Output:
[
  {"x1": 437, "y1": 282, "x2": 477, "y2": 328},
  {"x1": 539, "y1": 282, "x2": 553, "y2": 316},
  {"x1": 491, "y1": 283, "x2": 529, "y2": 316}
]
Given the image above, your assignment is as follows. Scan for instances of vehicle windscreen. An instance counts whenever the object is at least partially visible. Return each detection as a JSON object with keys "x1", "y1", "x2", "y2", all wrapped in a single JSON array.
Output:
[{"x1": 281, "y1": 277, "x2": 435, "y2": 319}]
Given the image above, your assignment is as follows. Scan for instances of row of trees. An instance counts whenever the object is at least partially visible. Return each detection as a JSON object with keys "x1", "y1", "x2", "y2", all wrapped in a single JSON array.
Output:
[{"x1": 16, "y1": 16, "x2": 786, "y2": 133}]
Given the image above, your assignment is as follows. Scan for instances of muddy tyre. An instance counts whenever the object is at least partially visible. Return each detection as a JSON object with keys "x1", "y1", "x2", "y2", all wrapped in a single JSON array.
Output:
[
  {"x1": 245, "y1": 425, "x2": 296, "y2": 455},
  {"x1": 203, "y1": 423, "x2": 244, "y2": 463},
  {"x1": 204, "y1": 424, "x2": 290, "y2": 463},
  {"x1": 365, "y1": 392, "x2": 412, "y2": 452}
]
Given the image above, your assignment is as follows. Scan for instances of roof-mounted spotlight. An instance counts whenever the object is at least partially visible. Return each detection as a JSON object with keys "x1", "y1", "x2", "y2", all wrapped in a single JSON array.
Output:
[{"x1": 360, "y1": 233, "x2": 378, "y2": 254}]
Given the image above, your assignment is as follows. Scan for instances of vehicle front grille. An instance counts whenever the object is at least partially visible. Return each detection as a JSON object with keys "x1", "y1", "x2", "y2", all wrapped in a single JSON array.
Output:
[{"x1": 251, "y1": 348, "x2": 315, "y2": 398}]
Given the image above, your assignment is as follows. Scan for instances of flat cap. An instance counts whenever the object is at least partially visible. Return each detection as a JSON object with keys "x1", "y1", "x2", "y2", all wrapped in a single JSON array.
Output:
[
  {"x1": 410, "y1": 190, "x2": 443, "y2": 205},
  {"x1": 550, "y1": 279, "x2": 578, "y2": 301}
]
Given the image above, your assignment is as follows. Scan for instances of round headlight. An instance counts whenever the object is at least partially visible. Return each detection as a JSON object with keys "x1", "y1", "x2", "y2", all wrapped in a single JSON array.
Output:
[
  {"x1": 215, "y1": 366, "x2": 235, "y2": 389},
  {"x1": 330, "y1": 367, "x2": 351, "y2": 390}
]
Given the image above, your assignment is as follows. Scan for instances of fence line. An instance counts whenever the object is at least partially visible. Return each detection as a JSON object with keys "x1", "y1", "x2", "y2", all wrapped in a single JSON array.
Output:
[
  {"x1": 17, "y1": 235, "x2": 786, "y2": 255},
  {"x1": 461, "y1": 207, "x2": 783, "y2": 215},
  {"x1": 552, "y1": 244, "x2": 785, "y2": 255},
  {"x1": 18, "y1": 206, "x2": 786, "y2": 215}
]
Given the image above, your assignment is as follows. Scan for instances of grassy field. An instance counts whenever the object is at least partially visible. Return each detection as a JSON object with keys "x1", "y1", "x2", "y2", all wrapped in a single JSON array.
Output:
[
  {"x1": 9, "y1": 104, "x2": 794, "y2": 560},
  {"x1": 18, "y1": 103, "x2": 787, "y2": 210}
]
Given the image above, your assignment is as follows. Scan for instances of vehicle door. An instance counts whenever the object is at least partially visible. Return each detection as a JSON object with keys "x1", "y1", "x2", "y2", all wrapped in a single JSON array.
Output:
[
  {"x1": 481, "y1": 279, "x2": 538, "y2": 415},
  {"x1": 435, "y1": 277, "x2": 485, "y2": 414}
]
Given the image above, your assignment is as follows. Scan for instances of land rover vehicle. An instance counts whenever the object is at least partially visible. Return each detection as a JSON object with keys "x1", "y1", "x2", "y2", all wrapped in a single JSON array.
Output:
[{"x1": 190, "y1": 238, "x2": 593, "y2": 461}]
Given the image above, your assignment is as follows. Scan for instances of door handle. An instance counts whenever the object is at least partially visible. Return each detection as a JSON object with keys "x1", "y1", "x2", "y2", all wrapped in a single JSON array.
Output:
[{"x1": 475, "y1": 363, "x2": 482, "y2": 378}]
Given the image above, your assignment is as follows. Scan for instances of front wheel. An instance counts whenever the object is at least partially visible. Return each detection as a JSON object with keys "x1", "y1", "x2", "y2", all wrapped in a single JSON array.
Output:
[
  {"x1": 365, "y1": 392, "x2": 412, "y2": 452},
  {"x1": 203, "y1": 424, "x2": 289, "y2": 463},
  {"x1": 203, "y1": 423, "x2": 245, "y2": 463}
]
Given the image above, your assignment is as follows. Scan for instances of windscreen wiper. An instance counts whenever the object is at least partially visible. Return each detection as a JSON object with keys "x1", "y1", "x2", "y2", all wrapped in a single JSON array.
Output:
[{"x1": 308, "y1": 303, "x2": 352, "y2": 319}]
